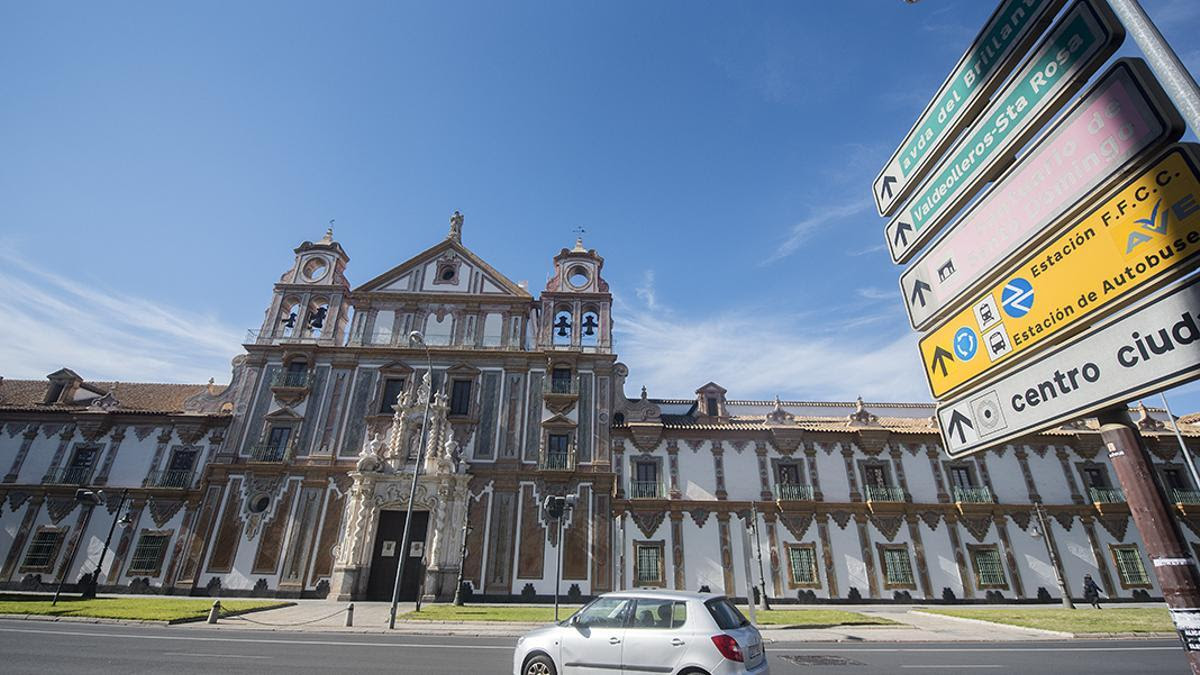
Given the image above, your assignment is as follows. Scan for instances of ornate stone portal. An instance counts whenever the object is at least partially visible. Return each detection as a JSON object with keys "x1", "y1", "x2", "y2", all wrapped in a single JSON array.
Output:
[{"x1": 330, "y1": 372, "x2": 472, "y2": 601}]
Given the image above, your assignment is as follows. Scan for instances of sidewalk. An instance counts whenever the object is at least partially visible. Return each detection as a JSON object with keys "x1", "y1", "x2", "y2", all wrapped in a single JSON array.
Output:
[{"x1": 191, "y1": 600, "x2": 1172, "y2": 641}]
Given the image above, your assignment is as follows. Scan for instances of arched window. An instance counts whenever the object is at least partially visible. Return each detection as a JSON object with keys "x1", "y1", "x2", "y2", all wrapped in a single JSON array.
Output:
[
  {"x1": 373, "y1": 310, "x2": 395, "y2": 345},
  {"x1": 580, "y1": 307, "x2": 600, "y2": 348},
  {"x1": 279, "y1": 298, "x2": 302, "y2": 337},
  {"x1": 425, "y1": 312, "x2": 454, "y2": 346},
  {"x1": 306, "y1": 298, "x2": 330, "y2": 338}
]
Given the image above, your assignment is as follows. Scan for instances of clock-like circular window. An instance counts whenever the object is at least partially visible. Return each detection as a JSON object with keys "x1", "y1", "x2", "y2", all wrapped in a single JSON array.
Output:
[
  {"x1": 248, "y1": 494, "x2": 272, "y2": 514},
  {"x1": 568, "y1": 265, "x2": 590, "y2": 289},
  {"x1": 302, "y1": 258, "x2": 329, "y2": 282}
]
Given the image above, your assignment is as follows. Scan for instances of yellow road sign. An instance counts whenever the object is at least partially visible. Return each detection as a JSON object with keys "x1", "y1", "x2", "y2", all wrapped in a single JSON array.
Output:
[{"x1": 919, "y1": 145, "x2": 1200, "y2": 398}]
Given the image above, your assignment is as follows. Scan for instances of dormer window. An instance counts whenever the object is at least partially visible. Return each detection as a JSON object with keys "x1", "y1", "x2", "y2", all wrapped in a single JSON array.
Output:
[
  {"x1": 706, "y1": 397, "x2": 718, "y2": 417},
  {"x1": 44, "y1": 382, "x2": 66, "y2": 405}
]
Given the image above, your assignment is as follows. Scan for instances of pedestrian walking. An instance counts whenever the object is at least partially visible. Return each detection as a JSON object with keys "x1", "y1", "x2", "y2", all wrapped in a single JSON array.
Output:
[{"x1": 1082, "y1": 574, "x2": 1103, "y2": 609}]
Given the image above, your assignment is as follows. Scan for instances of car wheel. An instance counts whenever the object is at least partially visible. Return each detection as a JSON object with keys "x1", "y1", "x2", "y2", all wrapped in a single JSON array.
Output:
[{"x1": 523, "y1": 654, "x2": 556, "y2": 675}]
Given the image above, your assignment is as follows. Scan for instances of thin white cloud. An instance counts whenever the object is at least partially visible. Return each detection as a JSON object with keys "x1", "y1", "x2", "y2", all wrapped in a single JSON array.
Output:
[
  {"x1": 762, "y1": 198, "x2": 873, "y2": 265},
  {"x1": 0, "y1": 253, "x2": 243, "y2": 384},
  {"x1": 847, "y1": 243, "x2": 887, "y2": 256},
  {"x1": 635, "y1": 270, "x2": 658, "y2": 310},
  {"x1": 612, "y1": 292, "x2": 928, "y2": 403}
]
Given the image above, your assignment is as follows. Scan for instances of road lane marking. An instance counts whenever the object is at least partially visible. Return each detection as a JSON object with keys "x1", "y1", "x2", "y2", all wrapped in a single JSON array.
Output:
[
  {"x1": 901, "y1": 666, "x2": 1003, "y2": 669},
  {"x1": 0, "y1": 626, "x2": 512, "y2": 649},
  {"x1": 160, "y1": 648, "x2": 268, "y2": 653},
  {"x1": 772, "y1": 646, "x2": 1178, "y2": 652}
]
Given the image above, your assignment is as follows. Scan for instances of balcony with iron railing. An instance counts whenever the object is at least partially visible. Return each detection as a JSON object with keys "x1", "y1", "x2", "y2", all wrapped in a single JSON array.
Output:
[
  {"x1": 1172, "y1": 489, "x2": 1200, "y2": 505},
  {"x1": 629, "y1": 480, "x2": 665, "y2": 500},
  {"x1": 247, "y1": 444, "x2": 290, "y2": 463},
  {"x1": 543, "y1": 376, "x2": 579, "y2": 396},
  {"x1": 864, "y1": 485, "x2": 906, "y2": 503},
  {"x1": 148, "y1": 468, "x2": 195, "y2": 489},
  {"x1": 271, "y1": 370, "x2": 314, "y2": 388},
  {"x1": 538, "y1": 445, "x2": 577, "y2": 472},
  {"x1": 952, "y1": 486, "x2": 994, "y2": 504},
  {"x1": 774, "y1": 484, "x2": 815, "y2": 502},
  {"x1": 43, "y1": 465, "x2": 95, "y2": 485},
  {"x1": 1089, "y1": 487, "x2": 1126, "y2": 503},
  {"x1": 349, "y1": 329, "x2": 523, "y2": 351}
]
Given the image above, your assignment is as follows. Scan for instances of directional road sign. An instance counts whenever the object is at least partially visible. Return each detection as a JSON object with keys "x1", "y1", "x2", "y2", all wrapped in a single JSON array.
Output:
[
  {"x1": 937, "y1": 275, "x2": 1200, "y2": 458},
  {"x1": 900, "y1": 58, "x2": 1184, "y2": 331},
  {"x1": 919, "y1": 144, "x2": 1200, "y2": 399},
  {"x1": 885, "y1": 0, "x2": 1125, "y2": 264},
  {"x1": 871, "y1": 0, "x2": 1065, "y2": 217}
]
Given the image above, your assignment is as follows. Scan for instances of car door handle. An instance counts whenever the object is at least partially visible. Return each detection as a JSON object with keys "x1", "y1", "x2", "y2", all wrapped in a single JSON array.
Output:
[
  {"x1": 671, "y1": 638, "x2": 685, "y2": 647},
  {"x1": 609, "y1": 637, "x2": 621, "y2": 644}
]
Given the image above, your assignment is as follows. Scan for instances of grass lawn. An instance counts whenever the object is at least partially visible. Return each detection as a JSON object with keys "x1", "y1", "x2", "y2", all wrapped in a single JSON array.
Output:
[
  {"x1": 398, "y1": 604, "x2": 582, "y2": 622},
  {"x1": 923, "y1": 607, "x2": 1173, "y2": 634},
  {"x1": 744, "y1": 608, "x2": 897, "y2": 628},
  {"x1": 0, "y1": 594, "x2": 291, "y2": 622},
  {"x1": 398, "y1": 604, "x2": 893, "y2": 628}
]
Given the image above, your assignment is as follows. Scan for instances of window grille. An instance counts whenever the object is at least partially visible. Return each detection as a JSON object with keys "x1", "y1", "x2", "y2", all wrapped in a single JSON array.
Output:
[
  {"x1": 636, "y1": 544, "x2": 663, "y2": 584},
  {"x1": 1113, "y1": 546, "x2": 1150, "y2": 586},
  {"x1": 882, "y1": 547, "x2": 914, "y2": 586},
  {"x1": 128, "y1": 534, "x2": 171, "y2": 575},
  {"x1": 972, "y1": 548, "x2": 1007, "y2": 587},
  {"x1": 22, "y1": 531, "x2": 64, "y2": 570},
  {"x1": 788, "y1": 546, "x2": 817, "y2": 585}
]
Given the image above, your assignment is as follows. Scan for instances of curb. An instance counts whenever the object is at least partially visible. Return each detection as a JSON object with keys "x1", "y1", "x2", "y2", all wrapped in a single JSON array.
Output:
[
  {"x1": 909, "y1": 610, "x2": 1077, "y2": 638},
  {"x1": 0, "y1": 614, "x2": 170, "y2": 626}
]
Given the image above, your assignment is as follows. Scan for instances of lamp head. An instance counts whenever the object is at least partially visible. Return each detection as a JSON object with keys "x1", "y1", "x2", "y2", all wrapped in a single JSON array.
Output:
[{"x1": 408, "y1": 330, "x2": 426, "y2": 346}]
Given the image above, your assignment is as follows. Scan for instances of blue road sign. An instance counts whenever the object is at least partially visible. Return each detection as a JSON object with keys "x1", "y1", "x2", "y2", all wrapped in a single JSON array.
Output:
[
  {"x1": 1002, "y1": 278, "x2": 1034, "y2": 318},
  {"x1": 954, "y1": 327, "x2": 978, "y2": 361}
]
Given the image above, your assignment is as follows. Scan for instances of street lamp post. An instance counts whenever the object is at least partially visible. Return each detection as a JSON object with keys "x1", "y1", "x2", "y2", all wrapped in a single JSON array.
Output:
[
  {"x1": 750, "y1": 504, "x2": 771, "y2": 611},
  {"x1": 388, "y1": 331, "x2": 434, "y2": 630},
  {"x1": 1031, "y1": 501, "x2": 1075, "y2": 609},
  {"x1": 52, "y1": 489, "x2": 102, "y2": 606},
  {"x1": 544, "y1": 494, "x2": 577, "y2": 622},
  {"x1": 452, "y1": 516, "x2": 472, "y2": 606},
  {"x1": 81, "y1": 488, "x2": 132, "y2": 599}
]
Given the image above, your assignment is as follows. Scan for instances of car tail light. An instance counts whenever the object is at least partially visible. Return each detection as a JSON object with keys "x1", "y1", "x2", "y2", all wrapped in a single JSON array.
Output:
[{"x1": 711, "y1": 634, "x2": 744, "y2": 662}]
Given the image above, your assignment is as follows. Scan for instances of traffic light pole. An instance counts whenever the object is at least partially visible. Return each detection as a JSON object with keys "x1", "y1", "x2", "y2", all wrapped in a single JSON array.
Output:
[
  {"x1": 1106, "y1": 0, "x2": 1200, "y2": 135},
  {"x1": 1098, "y1": 406, "x2": 1200, "y2": 673}
]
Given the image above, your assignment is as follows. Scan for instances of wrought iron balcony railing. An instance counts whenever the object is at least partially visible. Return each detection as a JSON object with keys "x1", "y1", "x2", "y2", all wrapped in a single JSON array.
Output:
[
  {"x1": 43, "y1": 465, "x2": 94, "y2": 485},
  {"x1": 952, "y1": 486, "x2": 994, "y2": 504},
  {"x1": 774, "y1": 484, "x2": 815, "y2": 501},
  {"x1": 149, "y1": 468, "x2": 194, "y2": 489},
  {"x1": 248, "y1": 444, "x2": 289, "y2": 463},
  {"x1": 271, "y1": 371, "x2": 314, "y2": 388},
  {"x1": 629, "y1": 480, "x2": 664, "y2": 499},
  {"x1": 1089, "y1": 487, "x2": 1126, "y2": 503},
  {"x1": 864, "y1": 485, "x2": 906, "y2": 503},
  {"x1": 544, "y1": 377, "x2": 579, "y2": 395},
  {"x1": 539, "y1": 449, "x2": 576, "y2": 471},
  {"x1": 1172, "y1": 489, "x2": 1200, "y2": 505}
]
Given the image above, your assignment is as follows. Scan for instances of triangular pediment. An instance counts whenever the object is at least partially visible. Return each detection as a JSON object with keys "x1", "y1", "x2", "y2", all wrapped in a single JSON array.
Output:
[{"x1": 354, "y1": 237, "x2": 531, "y2": 298}]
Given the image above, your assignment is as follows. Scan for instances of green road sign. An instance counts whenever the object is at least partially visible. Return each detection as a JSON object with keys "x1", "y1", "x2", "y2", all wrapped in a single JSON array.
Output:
[
  {"x1": 872, "y1": 0, "x2": 1065, "y2": 218},
  {"x1": 885, "y1": 0, "x2": 1125, "y2": 264}
]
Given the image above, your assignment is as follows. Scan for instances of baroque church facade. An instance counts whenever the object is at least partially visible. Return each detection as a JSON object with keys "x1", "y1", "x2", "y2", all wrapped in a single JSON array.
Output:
[{"x1": 2, "y1": 213, "x2": 1200, "y2": 604}]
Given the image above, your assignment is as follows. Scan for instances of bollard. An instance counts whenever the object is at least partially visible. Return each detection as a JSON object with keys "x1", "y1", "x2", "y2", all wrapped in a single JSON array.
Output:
[
  {"x1": 207, "y1": 600, "x2": 221, "y2": 624},
  {"x1": 345, "y1": 603, "x2": 354, "y2": 627}
]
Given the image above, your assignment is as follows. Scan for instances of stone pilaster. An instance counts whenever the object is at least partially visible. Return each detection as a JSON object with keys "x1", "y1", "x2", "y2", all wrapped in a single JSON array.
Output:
[
  {"x1": 4, "y1": 425, "x2": 40, "y2": 483},
  {"x1": 93, "y1": 425, "x2": 127, "y2": 486}
]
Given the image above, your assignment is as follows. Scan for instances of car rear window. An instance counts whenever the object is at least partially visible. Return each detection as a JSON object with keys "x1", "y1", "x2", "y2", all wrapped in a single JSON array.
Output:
[{"x1": 704, "y1": 597, "x2": 749, "y2": 629}]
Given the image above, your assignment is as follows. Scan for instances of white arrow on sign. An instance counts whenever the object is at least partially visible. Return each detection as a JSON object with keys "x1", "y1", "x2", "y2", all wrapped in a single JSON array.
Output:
[
  {"x1": 900, "y1": 58, "x2": 1183, "y2": 331},
  {"x1": 937, "y1": 275, "x2": 1200, "y2": 458},
  {"x1": 885, "y1": 0, "x2": 1126, "y2": 264},
  {"x1": 872, "y1": 0, "x2": 1066, "y2": 217}
]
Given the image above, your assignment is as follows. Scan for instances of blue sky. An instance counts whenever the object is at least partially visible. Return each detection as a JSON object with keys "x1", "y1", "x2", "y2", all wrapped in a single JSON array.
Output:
[{"x1": 2, "y1": 0, "x2": 1200, "y2": 411}]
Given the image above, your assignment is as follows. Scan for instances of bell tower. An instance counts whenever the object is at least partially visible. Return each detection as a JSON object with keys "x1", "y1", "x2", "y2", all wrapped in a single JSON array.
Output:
[
  {"x1": 538, "y1": 237, "x2": 612, "y2": 353},
  {"x1": 255, "y1": 227, "x2": 352, "y2": 345}
]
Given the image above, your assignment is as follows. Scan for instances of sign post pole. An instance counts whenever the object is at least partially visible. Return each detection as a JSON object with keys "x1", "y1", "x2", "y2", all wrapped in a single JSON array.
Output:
[
  {"x1": 1106, "y1": 0, "x2": 1200, "y2": 135},
  {"x1": 1098, "y1": 406, "x2": 1200, "y2": 672}
]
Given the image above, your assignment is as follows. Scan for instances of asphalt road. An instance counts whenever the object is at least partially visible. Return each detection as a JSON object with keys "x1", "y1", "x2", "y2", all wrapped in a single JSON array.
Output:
[{"x1": 0, "y1": 619, "x2": 1189, "y2": 674}]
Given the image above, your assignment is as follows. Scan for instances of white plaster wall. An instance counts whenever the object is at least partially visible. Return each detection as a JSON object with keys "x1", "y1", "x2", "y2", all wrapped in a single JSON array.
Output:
[
  {"x1": 922, "y1": 521, "x2": 963, "y2": 599},
  {"x1": 772, "y1": 519, "x2": 828, "y2": 599},
  {"x1": 0, "y1": 503, "x2": 28, "y2": 566},
  {"x1": 17, "y1": 431, "x2": 72, "y2": 484},
  {"x1": 1091, "y1": 518, "x2": 1161, "y2": 598},
  {"x1": 0, "y1": 431, "x2": 22, "y2": 476},
  {"x1": 1027, "y1": 446, "x2": 1076, "y2": 503},
  {"x1": 720, "y1": 443, "x2": 760, "y2": 501},
  {"x1": 683, "y1": 517, "x2": 723, "y2": 593},
  {"x1": 105, "y1": 429, "x2": 164, "y2": 487},
  {"x1": 421, "y1": 261, "x2": 469, "y2": 292},
  {"x1": 1007, "y1": 516, "x2": 1064, "y2": 599},
  {"x1": 826, "y1": 517, "x2": 864, "y2": 598},
  {"x1": 728, "y1": 515, "x2": 751, "y2": 599},
  {"x1": 625, "y1": 511, "x2": 671, "y2": 591},
  {"x1": 814, "y1": 444, "x2": 849, "y2": 501},
  {"x1": 898, "y1": 446, "x2": 936, "y2": 503},
  {"x1": 987, "y1": 448, "x2": 1028, "y2": 503},
  {"x1": 866, "y1": 521, "x2": 915, "y2": 599},
  {"x1": 1054, "y1": 516, "x2": 1103, "y2": 596},
  {"x1": 679, "y1": 441, "x2": 718, "y2": 500}
]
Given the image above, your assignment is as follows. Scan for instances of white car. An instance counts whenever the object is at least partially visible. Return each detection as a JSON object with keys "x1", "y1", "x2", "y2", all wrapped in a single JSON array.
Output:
[{"x1": 513, "y1": 590, "x2": 769, "y2": 675}]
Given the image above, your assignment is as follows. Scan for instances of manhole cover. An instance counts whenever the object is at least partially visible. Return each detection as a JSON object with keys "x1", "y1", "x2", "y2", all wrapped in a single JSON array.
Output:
[{"x1": 781, "y1": 654, "x2": 867, "y2": 666}]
